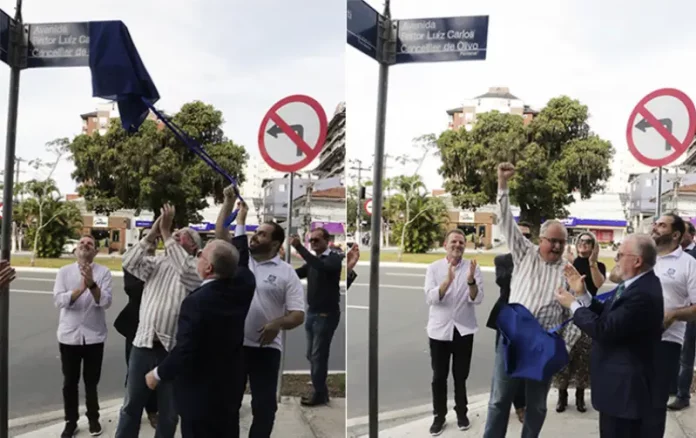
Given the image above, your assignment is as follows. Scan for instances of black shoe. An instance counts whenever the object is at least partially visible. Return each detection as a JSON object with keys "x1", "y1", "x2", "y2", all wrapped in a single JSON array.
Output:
[
  {"x1": 576, "y1": 388, "x2": 587, "y2": 413},
  {"x1": 61, "y1": 422, "x2": 78, "y2": 438},
  {"x1": 457, "y1": 415, "x2": 471, "y2": 430},
  {"x1": 429, "y1": 417, "x2": 446, "y2": 436},
  {"x1": 667, "y1": 398, "x2": 690, "y2": 411},
  {"x1": 300, "y1": 394, "x2": 329, "y2": 406},
  {"x1": 556, "y1": 389, "x2": 568, "y2": 413},
  {"x1": 88, "y1": 419, "x2": 103, "y2": 436}
]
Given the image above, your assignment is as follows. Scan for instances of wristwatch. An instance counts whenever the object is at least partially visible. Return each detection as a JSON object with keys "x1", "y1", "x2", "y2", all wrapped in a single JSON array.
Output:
[
  {"x1": 467, "y1": 280, "x2": 476, "y2": 286},
  {"x1": 88, "y1": 282, "x2": 97, "y2": 290}
]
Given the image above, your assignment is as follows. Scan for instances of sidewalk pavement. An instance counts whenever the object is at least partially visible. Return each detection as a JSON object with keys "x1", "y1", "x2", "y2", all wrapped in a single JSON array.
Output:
[
  {"x1": 349, "y1": 390, "x2": 696, "y2": 438},
  {"x1": 14, "y1": 395, "x2": 345, "y2": 438}
]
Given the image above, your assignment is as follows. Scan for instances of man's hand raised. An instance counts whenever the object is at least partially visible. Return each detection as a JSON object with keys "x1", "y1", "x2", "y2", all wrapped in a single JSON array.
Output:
[{"x1": 498, "y1": 162, "x2": 515, "y2": 189}]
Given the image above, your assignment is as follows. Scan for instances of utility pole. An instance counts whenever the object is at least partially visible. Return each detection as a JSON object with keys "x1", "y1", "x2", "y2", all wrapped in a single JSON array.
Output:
[
  {"x1": 349, "y1": 159, "x2": 371, "y2": 244},
  {"x1": 1, "y1": 1, "x2": 23, "y2": 436}
]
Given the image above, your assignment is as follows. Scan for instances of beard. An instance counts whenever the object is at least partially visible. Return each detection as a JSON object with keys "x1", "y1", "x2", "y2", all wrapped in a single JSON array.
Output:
[
  {"x1": 249, "y1": 240, "x2": 274, "y2": 255},
  {"x1": 653, "y1": 233, "x2": 673, "y2": 247}
]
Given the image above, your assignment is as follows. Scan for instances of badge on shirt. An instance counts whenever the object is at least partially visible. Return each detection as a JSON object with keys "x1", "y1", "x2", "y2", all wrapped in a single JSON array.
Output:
[
  {"x1": 265, "y1": 274, "x2": 277, "y2": 284},
  {"x1": 667, "y1": 268, "x2": 676, "y2": 279}
]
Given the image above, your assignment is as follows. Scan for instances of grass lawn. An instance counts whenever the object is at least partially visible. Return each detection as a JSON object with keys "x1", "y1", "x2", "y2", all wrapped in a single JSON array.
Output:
[
  {"x1": 245, "y1": 372, "x2": 346, "y2": 398},
  {"x1": 362, "y1": 251, "x2": 616, "y2": 270}
]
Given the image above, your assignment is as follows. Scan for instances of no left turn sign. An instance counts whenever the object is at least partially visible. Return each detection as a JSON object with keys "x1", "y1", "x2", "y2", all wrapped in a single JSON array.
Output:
[
  {"x1": 626, "y1": 88, "x2": 696, "y2": 167},
  {"x1": 258, "y1": 95, "x2": 328, "y2": 172}
]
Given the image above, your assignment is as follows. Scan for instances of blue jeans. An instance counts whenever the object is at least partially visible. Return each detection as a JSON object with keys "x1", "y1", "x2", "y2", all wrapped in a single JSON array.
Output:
[
  {"x1": 676, "y1": 322, "x2": 696, "y2": 401},
  {"x1": 305, "y1": 311, "x2": 340, "y2": 398},
  {"x1": 483, "y1": 341, "x2": 552, "y2": 438},
  {"x1": 115, "y1": 345, "x2": 178, "y2": 438}
]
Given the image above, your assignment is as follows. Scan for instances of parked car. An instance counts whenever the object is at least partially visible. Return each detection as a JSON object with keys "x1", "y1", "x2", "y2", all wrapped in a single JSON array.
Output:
[{"x1": 62, "y1": 239, "x2": 79, "y2": 254}]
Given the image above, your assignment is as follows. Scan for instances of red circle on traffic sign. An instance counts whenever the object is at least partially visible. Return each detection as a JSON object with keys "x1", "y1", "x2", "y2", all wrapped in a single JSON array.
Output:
[
  {"x1": 364, "y1": 199, "x2": 372, "y2": 216},
  {"x1": 626, "y1": 88, "x2": 696, "y2": 167},
  {"x1": 257, "y1": 95, "x2": 328, "y2": 173}
]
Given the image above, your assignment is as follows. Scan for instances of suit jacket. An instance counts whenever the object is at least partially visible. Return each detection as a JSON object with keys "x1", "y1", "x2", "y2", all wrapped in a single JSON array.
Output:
[
  {"x1": 157, "y1": 234, "x2": 256, "y2": 420},
  {"x1": 347, "y1": 270, "x2": 357, "y2": 289},
  {"x1": 113, "y1": 269, "x2": 146, "y2": 340},
  {"x1": 486, "y1": 253, "x2": 514, "y2": 330},
  {"x1": 573, "y1": 270, "x2": 664, "y2": 420}
]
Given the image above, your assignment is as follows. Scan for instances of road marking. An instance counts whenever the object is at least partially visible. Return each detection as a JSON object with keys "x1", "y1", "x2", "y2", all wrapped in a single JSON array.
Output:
[
  {"x1": 352, "y1": 283, "x2": 422, "y2": 290},
  {"x1": 16, "y1": 277, "x2": 54, "y2": 282},
  {"x1": 11, "y1": 289, "x2": 52, "y2": 295},
  {"x1": 347, "y1": 305, "x2": 369, "y2": 310},
  {"x1": 386, "y1": 273, "x2": 423, "y2": 277}
]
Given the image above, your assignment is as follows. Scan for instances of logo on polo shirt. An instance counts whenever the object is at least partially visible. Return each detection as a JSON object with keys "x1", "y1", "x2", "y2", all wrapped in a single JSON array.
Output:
[
  {"x1": 265, "y1": 274, "x2": 277, "y2": 284},
  {"x1": 667, "y1": 268, "x2": 676, "y2": 279}
]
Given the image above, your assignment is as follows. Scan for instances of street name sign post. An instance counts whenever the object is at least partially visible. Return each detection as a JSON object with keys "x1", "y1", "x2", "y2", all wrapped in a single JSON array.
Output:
[
  {"x1": 0, "y1": 9, "x2": 12, "y2": 66},
  {"x1": 626, "y1": 88, "x2": 696, "y2": 218},
  {"x1": 345, "y1": 1, "x2": 489, "y2": 435},
  {"x1": 258, "y1": 94, "x2": 327, "y2": 403}
]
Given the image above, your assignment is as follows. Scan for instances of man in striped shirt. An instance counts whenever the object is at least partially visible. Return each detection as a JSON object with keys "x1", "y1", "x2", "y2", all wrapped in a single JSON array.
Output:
[
  {"x1": 483, "y1": 162, "x2": 582, "y2": 438},
  {"x1": 115, "y1": 204, "x2": 202, "y2": 438}
]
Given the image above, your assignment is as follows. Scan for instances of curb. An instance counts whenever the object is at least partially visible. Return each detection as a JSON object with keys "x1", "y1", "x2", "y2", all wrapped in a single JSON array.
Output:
[
  {"x1": 8, "y1": 399, "x2": 123, "y2": 430},
  {"x1": 355, "y1": 262, "x2": 495, "y2": 272},
  {"x1": 346, "y1": 393, "x2": 490, "y2": 429}
]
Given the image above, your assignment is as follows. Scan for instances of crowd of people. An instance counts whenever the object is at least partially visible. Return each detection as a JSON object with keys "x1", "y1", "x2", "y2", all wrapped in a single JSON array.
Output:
[
  {"x1": 424, "y1": 162, "x2": 696, "y2": 438},
  {"x1": 0, "y1": 184, "x2": 359, "y2": 438}
]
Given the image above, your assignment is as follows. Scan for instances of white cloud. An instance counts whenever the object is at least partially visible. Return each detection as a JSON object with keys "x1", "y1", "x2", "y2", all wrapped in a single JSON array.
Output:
[
  {"x1": 347, "y1": 0, "x2": 696, "y2": 193},
  {"x1": 0, "y1": 0, "x2": 345, "y2": 195}
]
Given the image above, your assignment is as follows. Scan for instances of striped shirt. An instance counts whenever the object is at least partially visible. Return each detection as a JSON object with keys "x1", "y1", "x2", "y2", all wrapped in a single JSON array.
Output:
[
  {"x1": 497, "y1": 189, "x2": 581, "y2": 351},
  {"x1": 122, "y1": 237, "x2": 201, "y2": 352}
]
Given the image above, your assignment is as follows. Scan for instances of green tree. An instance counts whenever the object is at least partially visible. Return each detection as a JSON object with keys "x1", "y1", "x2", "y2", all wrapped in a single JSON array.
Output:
[
  {"x1": 387, "y1": 175, "x2": 449, "y2": 255},
  {"x1": 436, "y1": 96, "x2": 614, "y2": 228},
  {"x1": 14, "y1": 179, "x2": 83, "y2": 262},
  {"x1": 69, "y1": 101, "x2": 248, "y2": 225}
]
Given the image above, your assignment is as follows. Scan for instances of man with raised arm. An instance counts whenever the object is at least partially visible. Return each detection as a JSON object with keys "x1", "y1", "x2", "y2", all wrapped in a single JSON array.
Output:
[
  {"x1": 215, "y1": 186, "x2": 305, "y2": 438},
  {"x1": 115, "y1": 204, "x2": 202, "y2": 438},
  {"x1": 483, "y1": 162, "x2": 582, "y2": 438}
]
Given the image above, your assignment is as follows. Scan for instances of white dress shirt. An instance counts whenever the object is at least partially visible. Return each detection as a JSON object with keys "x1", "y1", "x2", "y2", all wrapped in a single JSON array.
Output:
[
  {"x1": 424, "y1": 257, "x2": 484, "y2": 341},
  {"x1": 53, "y1": 262, "x2": 113, "y2": 345}
]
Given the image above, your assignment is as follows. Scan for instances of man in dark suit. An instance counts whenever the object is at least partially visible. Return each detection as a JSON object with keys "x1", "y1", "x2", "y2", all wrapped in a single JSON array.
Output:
[
  {"x1": 485, "y1": 221, "x2": 532, "y2": 423},
  {"x1": 144, "y1": 232, "x2": 256, "y2": 437},
  {"x1": 291, "y1": 228, "x2": 343, "y2": 406},
  {"x1": 114, "y1": 243, "x2": 158, "y2": 428},
  {"x1": 555, "y1": 233, "x2": 665, "y2": 438}
]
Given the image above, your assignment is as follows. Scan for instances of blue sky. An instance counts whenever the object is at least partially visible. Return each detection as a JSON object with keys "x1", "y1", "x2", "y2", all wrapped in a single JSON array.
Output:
[{"x1": 0, "y1": 0, "x2": 345, "y2": 195}]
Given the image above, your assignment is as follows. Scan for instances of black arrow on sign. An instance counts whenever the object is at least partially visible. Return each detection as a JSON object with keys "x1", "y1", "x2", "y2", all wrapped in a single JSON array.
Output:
[
  {"x1": 635, "y1": 117, "x2": 673, "y2": 151},
  {"x1": 267, "y1": 124, "x2": 305, "y2": 157}
]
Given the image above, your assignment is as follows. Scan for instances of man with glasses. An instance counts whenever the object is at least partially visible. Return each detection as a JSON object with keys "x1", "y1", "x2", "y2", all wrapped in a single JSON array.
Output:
[
  {"x1": 116, "y1": 204, "x2": 202, "y2": 438},
  {"x1": 486, "y1": 221, "x2": 533, "y2": 424},
  {"x1": 669, "y1": 221, "x2": 696, "y2": 411},
  {"x1": 483, "y1": 162, "x2": 582, "y2": 438},
  {"x1": 291, "y1": 228, "x2": 343, "y2": 406}
]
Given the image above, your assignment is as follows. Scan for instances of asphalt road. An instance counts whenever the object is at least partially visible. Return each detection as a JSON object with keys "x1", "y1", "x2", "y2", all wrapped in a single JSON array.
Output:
[
  {"x1": 346, "y1": 264, "x2": 614, "y2": 419},
  {"x1": 7, "y1": 271, "x2": 345, "y2": 419}
]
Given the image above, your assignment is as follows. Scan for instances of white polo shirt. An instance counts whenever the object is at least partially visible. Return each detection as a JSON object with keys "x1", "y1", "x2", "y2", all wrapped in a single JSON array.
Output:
[
  {"x1": 655, "y1": 246, "x2": 696, "y2": 345},
  {"x1": 244, "y1": 254, "x2": 305, "y2": 351},
  {"x1": 424, "y1": 257, "x2": 484, "y2": 341}
]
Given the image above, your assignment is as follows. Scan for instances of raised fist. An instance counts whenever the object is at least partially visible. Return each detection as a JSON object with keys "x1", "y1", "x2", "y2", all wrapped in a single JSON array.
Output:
[{"x1": 498, "y1": 162, "x2": 515, "y2": 182}]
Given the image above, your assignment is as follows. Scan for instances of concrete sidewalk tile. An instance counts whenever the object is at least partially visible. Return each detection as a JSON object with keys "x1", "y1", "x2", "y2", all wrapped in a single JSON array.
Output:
[{"x1": 14, "y1": 396, "x2": 346, "y2": 438}]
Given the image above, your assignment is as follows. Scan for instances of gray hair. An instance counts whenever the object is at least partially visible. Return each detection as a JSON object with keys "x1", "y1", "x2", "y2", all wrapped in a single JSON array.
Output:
[
  {"x1": 627, "y1": 233, "x2": 657, "y2": 270},
  {"x1": 181, "y1": 227, "x2": 203, "y2": 249},
  {"x1": 539, "y1": 220, "x2": 568, "y2": 239},
  {"x1": 207, "y1": 239, "x2": 240, "y2": 279}
]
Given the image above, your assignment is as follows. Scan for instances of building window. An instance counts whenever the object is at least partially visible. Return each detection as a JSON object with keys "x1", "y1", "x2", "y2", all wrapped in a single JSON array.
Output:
[
  {"x1": 279, "y1": 184, "x2": 286, "y2": 192},
  {"x1": 112, "y1": 230, "x2": 120, "y2": 243},
  {"x1": 646, "y1": 179, "x2": 653, "y2": 187}
]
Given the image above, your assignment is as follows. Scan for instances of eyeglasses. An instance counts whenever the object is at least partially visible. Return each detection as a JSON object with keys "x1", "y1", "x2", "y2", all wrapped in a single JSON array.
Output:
[
  {"x1": 522, "y1": 233, "x2": 532, "y2": 239},
  {"x1": 309, "y1": 238, "x2": 321, "y2": 243},
  {"x1": 578, "y1": 238, "x2": 593, "y2": 244},
  {"x1": 615, "y1": 252, "x2": 638, "y2": 260},
  {"x1": 541, "y1": 237, "x2": 566, "y2": 247}
]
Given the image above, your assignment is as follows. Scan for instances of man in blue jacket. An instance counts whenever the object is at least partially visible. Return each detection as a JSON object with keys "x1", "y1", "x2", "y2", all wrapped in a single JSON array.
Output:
[{"x1": 556, "y1": 233, "x2": 664, "y2": 437}]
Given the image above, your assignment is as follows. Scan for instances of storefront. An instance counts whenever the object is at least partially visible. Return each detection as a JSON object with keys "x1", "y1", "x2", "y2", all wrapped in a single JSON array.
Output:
[
  {"x1": 82, "y1": 215, "x2": 132, "y2": 254},
  {"x1": 560, "y1": 217, "x2": 627, "y2": 244},
  {"x1": 446, "y1": 211, "x2": 496, "y2": 249}
]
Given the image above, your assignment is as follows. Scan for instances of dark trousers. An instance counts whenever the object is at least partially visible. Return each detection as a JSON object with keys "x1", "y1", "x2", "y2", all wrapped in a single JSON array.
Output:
[
  {"x1": 495, "y1": 331, "x2": 526, "y2": 410},
  {"x1": 599, "y1": 413, "x2": 642, "y2": 438},
  {"x1": 180, "y1": 417, "x2": 234, "y2": 438},
  {"x1": 125, "y1": 338, "x2": 158, "y2": 415},
  {"x1": 305, "y1": 310, "x2": 340, "y2": 399},
  {"x1": 676, "y1": 322, "x2": 696, "y2": 401},
  {"x1": 242, "y1": 346, "x2": 282, "y2": 438},
  {"x1": 115, "y1": 344, "x2": 178, "y2": 438},
  {"x1": 59, "y1": 342, "x2": 104, "y2": 424},
  {"x1": 430, "y1": 329, "x2": 474, "y2": 419},
  {"x1": 640, "y1": 340, "x2": 681, "y2": 438}
]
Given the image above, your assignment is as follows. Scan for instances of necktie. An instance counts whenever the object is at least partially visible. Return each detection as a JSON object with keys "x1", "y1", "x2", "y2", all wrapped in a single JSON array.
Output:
[{"x1": 614, "y1": 283, "x2": 626, "y2": 301}]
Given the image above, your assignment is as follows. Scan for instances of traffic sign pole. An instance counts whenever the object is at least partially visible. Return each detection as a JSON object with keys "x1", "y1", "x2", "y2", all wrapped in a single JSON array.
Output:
[
  {"x1": 277, "y1": 172, "x2": 294, "y2": 404},
  {"x1": 656, "y1": 167, "x2": 663, "y2": 219},
  {"x1": 1, "y1": 2, "x2": 22, "y2": 436}
]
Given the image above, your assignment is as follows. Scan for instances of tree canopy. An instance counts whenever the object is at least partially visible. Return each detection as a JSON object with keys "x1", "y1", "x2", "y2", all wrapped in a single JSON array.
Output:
[
  {"x1": 436, "y1": 96, "x2": 614, "y2": 227},
  {"x1": 69, "y1": 101, "x2": 248, "y2": 225}
]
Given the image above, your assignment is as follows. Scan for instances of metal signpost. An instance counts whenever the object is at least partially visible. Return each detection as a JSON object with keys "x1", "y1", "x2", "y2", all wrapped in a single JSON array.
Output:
[
  {"x1": 626, "y1": 88, "x2": 696, "y2": 219},
  {"x1": 257, "y1": 94, "x2": 327, "y2": 403},
  {"x1": 347, "y1": 1, "x2": 489, "y2": 436}
]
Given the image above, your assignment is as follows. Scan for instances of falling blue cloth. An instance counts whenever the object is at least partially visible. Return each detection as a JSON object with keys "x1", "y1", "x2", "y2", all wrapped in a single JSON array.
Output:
[{"x1": 89, "y1": 21, "x2": 160, "y2": 133}]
